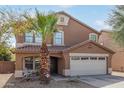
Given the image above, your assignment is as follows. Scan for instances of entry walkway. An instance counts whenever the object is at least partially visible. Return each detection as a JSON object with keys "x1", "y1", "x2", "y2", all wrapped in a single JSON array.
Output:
[{"x1": 0, "y1": 74, "x2": 13, "y2": 88}]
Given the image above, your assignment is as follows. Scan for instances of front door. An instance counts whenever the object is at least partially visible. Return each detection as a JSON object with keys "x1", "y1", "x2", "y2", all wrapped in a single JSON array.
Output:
[{"x1": 50, "y1": 57, "x2": 58, "y2": 74}]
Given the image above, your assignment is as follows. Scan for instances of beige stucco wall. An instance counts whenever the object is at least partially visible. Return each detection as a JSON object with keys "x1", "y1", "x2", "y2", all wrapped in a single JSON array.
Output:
[
  {"x1": 112, "y1": 51, "x2": 124, "y2": 72},
  {"x1": 16, "y1": 13, "x2": 99, "y2": 47},
  {"x1": 15, "y1": 53, "x2": 40, "y2": 70}
]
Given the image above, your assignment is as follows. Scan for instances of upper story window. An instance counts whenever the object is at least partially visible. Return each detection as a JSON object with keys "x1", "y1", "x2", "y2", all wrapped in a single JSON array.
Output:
[
  {"x1": 89, "y1": 33, "x2": 98, "y2": 42},
  {"x1": 57, "y1": 14, "x2": 70, "y2": 26},
  {"x1": 60, "y1": 17, "x2": 64, "y2": 22},
  {"x1": 25, "y1": 32, "x2": 33, "y2": 43},
  {"x1": 54, "y1": 31, "x2": 64, "y2": 45},
  {"x1": 35, "y1": 33, "x2": 42, "y2": 43}
]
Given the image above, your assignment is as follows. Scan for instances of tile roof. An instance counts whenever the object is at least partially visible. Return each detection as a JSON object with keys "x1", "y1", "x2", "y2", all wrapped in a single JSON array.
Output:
[
  {"x1": 15, "y1": 45, "x2": 69, "y2": 53},
  {"x1": 63, "y1": 40, "x2": 115, "y2": 54},
  {"x1": 14, "y1": 40, "x2": 115, "y2": 54}
]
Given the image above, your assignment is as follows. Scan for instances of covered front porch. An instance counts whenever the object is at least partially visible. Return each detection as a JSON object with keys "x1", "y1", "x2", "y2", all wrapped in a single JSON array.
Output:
[
  {"x1": 14, "y1": 45, "x2": 70, "y2": 77},
  {"x1": 15, "y1": 52, "x2": 65, "y2": 77}
]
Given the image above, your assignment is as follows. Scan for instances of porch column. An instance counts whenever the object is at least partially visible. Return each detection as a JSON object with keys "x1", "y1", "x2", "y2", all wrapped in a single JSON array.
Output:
[
  {"x1": 62, "y1": 53, "x2": 70, "y2": 76},
  {"x1": 108, "y1": 54, "x2": 112, "y2": 74},
  {"x1": 15, "y1": 54, "x2": 23, "y2": 77}
]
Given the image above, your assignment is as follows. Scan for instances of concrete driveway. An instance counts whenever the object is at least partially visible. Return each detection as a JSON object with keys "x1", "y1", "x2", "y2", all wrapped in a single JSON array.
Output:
[
  {"x1": 0, "y1": 74, "x2": 13, "y2": 88},
  {"x1": 79, "y1": 73, "x2": 124, "y2": 88}
]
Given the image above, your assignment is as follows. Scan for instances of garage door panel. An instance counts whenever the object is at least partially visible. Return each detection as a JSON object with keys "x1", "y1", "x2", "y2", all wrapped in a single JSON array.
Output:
[{"x1": 70, "y1": 55, "x2": 107, "y2": 76}]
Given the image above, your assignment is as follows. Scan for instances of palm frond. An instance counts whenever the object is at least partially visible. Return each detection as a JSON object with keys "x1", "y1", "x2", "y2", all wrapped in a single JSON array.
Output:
[{"x1": 108, "y1": 6, "x2": 124, "y2": 46}]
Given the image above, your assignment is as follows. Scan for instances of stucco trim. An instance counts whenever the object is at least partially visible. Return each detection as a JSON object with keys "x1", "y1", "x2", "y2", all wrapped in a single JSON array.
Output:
[
  {"x1": 15, "y1": 70, "x2": 23, "y2": 77},
  {"x1": 89, "y1": 33, "x2": 98, "y2": 42},
  {"x1": 16, "y1": 43, "x2": 52, "y2": 47},
  {"x1": 63, "y1": 69, "x2": 70, "y2": 76},
  {"x1": 57, "y1": 14, "x2": 70, "y2": 26},
  {"x1": 108, "y1": 68, "x2": 112, "y2": 74},
  {"x1": 69, "y1": 53, "x2": 109, "y2": 57}
]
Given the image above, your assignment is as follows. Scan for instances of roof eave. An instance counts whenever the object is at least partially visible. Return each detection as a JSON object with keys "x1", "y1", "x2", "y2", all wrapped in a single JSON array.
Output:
[{"x1": 63, "y1": 40, "x2": 115, "y2": 54}]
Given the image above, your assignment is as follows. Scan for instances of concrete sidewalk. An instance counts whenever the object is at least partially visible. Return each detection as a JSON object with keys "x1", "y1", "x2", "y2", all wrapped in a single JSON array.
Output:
[
  {"x1": 103, "y1": 72, "x2": 124, "y2": 88},
  {"x1": 79, "y1": 75, "x2": 124, "y2": 88},
  {"x1": 103, "y1": 81, "x2": 124, "y2": 88},
  {"x1": 0, "y1": 74, "x2": 13, "y2": 88}
]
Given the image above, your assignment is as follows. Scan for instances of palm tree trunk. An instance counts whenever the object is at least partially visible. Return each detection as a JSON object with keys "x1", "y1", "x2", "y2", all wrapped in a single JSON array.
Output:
[{"x1": 40, "y1": 42, "x2": 50, "y2": 84}]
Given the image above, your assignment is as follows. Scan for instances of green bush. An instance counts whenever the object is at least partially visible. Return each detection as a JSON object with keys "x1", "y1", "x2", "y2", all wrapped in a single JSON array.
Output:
[{"x1": 0, "y1": 44, "x2": 11, "y2": 61}]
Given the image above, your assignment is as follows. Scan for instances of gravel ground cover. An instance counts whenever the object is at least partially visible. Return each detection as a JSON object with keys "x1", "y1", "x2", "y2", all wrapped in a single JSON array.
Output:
[{"x1": 4, "y1": 75, "x2": 94, "y2": 88}]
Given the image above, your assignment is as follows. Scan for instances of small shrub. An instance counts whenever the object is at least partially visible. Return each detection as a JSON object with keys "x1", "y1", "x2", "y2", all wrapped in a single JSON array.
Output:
[{"x1": 0, "y1": 44, "x2": 11, "y2": 61}]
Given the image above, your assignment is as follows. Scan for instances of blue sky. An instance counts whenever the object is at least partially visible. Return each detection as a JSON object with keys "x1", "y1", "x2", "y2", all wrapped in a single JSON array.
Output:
[
  {"x1": 0, "y1": 5, "x2": 115, "y2": 30},
  {"x1": 0, "y1": 5, "x2": 115, "y2": 47}
]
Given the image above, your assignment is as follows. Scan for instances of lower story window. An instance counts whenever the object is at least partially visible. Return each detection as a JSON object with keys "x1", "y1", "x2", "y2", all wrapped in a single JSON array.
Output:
[
  {"x1": 24, "y1": 56, "x2": 40, "y2": 70},
  {"x1": 25, "y1": 57, "x2": 33, "y2": 70},
  {"x1": 34, "y1": 57, "x2": 40, "y2": 70}
]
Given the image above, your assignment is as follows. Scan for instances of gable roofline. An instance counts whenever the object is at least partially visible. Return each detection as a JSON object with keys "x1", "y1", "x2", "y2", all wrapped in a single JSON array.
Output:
[
  {"x1": 63, "y1": 40, "x2": 115, "y2": 54},
  {"x1": 56, "y1": 11, "x2": 100, "y2": 34},
  {"x1": 100, "y1": 29, "x2": 113, "y2": 33}
]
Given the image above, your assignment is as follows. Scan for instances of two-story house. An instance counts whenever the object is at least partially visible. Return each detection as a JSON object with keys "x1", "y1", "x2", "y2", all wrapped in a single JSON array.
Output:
[{"x1": 14, "y1": 11, "x2": 114, "y2": 77}]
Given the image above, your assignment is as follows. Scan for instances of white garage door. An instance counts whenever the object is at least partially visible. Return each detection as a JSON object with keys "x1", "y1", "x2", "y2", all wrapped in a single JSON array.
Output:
[{"x1": 70, "y1": 53, "x2": 107, "y2": 76}]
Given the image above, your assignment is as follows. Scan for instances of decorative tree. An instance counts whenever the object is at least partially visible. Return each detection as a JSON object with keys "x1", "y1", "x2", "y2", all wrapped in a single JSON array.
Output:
[
  {"x1": 107, "y1": 5, "x2": 124, "y2": 47},
  {"x1": 0, "y1": 8, "x2": 58, "y2": 84},
  {"x1": 24, "y1": 9, "x2": 58, "y2": 84},
  {"x1": 0, "y1": 8, "x2": 33, "y2": 60}
]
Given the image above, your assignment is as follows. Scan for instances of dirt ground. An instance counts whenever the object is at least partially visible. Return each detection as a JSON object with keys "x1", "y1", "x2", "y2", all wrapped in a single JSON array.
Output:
[{"x1": 4, "y1": 75, "x2": 94, "y2": 88}]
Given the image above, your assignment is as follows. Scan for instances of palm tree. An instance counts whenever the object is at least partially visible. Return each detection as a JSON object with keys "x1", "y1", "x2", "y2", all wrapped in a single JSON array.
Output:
[
  {"x1": 108, "y1": 5, "x2": 124, "y2": 47},
  {"x1": 24, "y1": 9, "x2": 58, "y2": 84}
]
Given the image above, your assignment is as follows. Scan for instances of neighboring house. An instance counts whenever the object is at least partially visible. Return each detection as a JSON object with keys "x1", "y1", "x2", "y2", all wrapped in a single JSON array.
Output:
[
  {"x1": 99, "y1": 30, "x2": 124, "y2": 72},
  {"x1": 14, "y1": 11, "x2": 114, "y2": 77}
]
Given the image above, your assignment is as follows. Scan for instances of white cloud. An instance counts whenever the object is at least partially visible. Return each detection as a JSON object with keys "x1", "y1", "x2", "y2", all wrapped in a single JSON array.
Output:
[{"x1": 95, "y1": 20, "x2": 111, "y2": 30}]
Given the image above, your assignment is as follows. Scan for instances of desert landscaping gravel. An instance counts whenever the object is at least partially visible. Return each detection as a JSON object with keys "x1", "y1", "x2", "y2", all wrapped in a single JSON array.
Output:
[{"x1": 4, "y1": 75, "x2": 94, "y2": 88}]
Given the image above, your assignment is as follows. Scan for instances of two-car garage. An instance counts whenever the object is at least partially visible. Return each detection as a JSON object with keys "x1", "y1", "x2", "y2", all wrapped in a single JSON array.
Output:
[
  {"x1": 70, "y1": 53, "x2": 108, "y2": 76},
  {"x1": 63, "y1": 40, "x2": 114, "y2": 76}
]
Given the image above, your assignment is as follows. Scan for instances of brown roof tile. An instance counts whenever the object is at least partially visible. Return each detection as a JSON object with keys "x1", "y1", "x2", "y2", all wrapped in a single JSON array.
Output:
[
  {"x1": 14, "y1": 40, "x2": 115, "y2": 54},
  {"x1": 63, "y1": 40, "x2": 115, "y2": 54},
  {"x1": 15, "y1": 45, "x2": 69, "y2": 53}
]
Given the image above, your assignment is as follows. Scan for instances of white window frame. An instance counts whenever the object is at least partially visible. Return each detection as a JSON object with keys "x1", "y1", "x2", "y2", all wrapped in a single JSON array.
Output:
[
  {"x1": 23, "y1": 56, "x2": 40, "y2": 72},
  {"x1": 89, "y1": 33, "x2": 98, "y2": 42},
  {"x1": 23, "y1": 57, "x2": 34, "y2": 71},
  {"x1": 25, "y1": 32, "x2": 33, "y2": 43},
  {"x1": 53, "y1": 31, "x2": 64, "y2": 46},
  {"x1": 57, "y1": 14, "x2": 70, "y2": 26},
  {"x1": 35, "y1": 32, "x2": 42, "y2": 43},
  {"x1": 60, "y1": 17, "x2": 65, "y2": 22}
]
